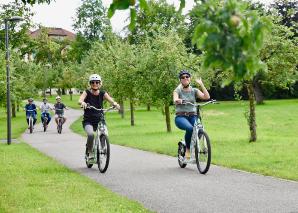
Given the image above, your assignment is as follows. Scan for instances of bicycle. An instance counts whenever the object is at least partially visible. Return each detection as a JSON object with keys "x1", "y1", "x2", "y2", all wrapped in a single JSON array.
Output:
[
  {"x1": 177, "y1": 99, "x2": 218, "y2": 174},
  {"x1": 55, "y1": 109, "x2": 64, "y2": 134},
  {"x1": 84, "y1": 105, "x2": 115, "y2": 173},
  {"x1": 26, "y1": 109, "x2": 35, "y2": 134},
  {"x1": 42, "y1": 113, "x2": 49, "y2": 132}
]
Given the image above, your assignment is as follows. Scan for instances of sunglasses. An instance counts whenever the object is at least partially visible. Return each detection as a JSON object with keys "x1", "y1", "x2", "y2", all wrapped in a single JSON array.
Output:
[
  {"x1": 90, "y1": 81, "x2": 100, "y2": 85},
  {"x1": 180, "y1": 75, "x2": 190, "y2": 80}
]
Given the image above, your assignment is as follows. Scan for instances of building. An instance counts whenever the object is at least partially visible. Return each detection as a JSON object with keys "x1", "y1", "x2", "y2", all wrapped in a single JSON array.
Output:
[{"x1": 30, "y1": 27, "x2": 76, "y2": 41}]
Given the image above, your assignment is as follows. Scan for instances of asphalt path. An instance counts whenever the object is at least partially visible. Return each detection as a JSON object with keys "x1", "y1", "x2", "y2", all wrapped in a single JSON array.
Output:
[{"x1": 22, "y1": 107, "x2": 298, "y2": 213}]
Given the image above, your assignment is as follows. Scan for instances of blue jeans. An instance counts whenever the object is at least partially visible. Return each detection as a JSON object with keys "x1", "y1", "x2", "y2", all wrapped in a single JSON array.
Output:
[
  {"x1": 175, "y1": 115, "x2": 198, "y2": 149},
  {"x1": 41, "y1": 112, "x2": 51, "y2": 124}
]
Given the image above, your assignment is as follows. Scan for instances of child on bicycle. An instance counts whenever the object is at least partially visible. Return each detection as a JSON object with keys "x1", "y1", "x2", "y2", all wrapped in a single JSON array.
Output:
[
  {"x1": 24, "y1": 98, "x2": 37, "y2": 128},
  {"x1": 78, "y1": 74, "x2": 120, "y2": 160},
  {"x1": 40, "y1": 98, "x2": 53, "y2": 126},
  {"x1": 173, "y1": 70, "x2": 210, "y2": 159},
  {"x1": 54, "y1": 96, "x2": 68, "y2": 125}
]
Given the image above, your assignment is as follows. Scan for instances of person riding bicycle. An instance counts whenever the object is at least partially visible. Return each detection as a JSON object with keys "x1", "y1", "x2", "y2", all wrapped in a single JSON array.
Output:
[
  {"x1": 78, "y1": 74, "x2": 120, "y2": 160},
  {"x1": 54, "y1": 96, "x2": 68, "y2": 125},
  {"x1": 40, "y1": 98, "x2": 52, "y2": 126},
  {"x1": 173, "y1": 70, "x2": 210, "y2": 159},
  {"x1": 24, "y1": 98, "x2": 37, "y2": 128}
]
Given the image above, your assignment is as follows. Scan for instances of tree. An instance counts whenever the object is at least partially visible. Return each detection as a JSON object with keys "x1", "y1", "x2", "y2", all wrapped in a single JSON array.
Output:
[
  {"x1": 254, "y1": 16, "x2": 298, "y2": 104},
  {"x1": 142, "y1": 30, "x2": 199, "y2": 132},
  {"x1": 129, "y1": 0, "x2": 186, "y2": 44},
  {"x1": 73, "y1": 0, "x2": 111, "y2": 41},
  {"x1": 0, "y1": 1, "x2": 33, "y2": 53},
  {"x1": 270, "y1": 0, "x2": 297, "y2": 37},
  {"x1": 192, "y1": 0, "x2": 270, "y2": 142},
  {"x1": 18, "y1": 0, "x2": 52, "y2": 5}
]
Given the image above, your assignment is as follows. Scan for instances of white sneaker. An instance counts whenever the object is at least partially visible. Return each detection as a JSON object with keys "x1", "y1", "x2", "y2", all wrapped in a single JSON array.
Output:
[{"x1": 88, "y1": 152, "x2": 94, "y2": 160}]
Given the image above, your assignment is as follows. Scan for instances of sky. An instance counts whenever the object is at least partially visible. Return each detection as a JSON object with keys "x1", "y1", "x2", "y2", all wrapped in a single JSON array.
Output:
[{"x1": 1, "y1": 0, "x2": 274, "y2": 34}]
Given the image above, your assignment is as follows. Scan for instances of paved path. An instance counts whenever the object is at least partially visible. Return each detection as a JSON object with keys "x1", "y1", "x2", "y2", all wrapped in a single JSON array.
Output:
[{"x1": 22, "y1": 108, "x2": 298, "y2": 213}]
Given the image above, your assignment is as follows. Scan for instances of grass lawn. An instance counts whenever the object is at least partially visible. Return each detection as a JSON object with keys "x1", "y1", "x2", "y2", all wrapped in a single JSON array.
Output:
[
  {"x1": 0, "y1": 143, "x2": 150, "y2": 212},
  {"x1": 71, "y1": 99, "x2": 298, "y2": 181},
  {"x1": 34, "y1": 94, "x2": 81, "y2": 109},
  {"x1": 0, "y1": 108, "x2": 29, "y2": 139},
  {"x1": 0, "y1": 105, "x2": 150, "y2": 212}
]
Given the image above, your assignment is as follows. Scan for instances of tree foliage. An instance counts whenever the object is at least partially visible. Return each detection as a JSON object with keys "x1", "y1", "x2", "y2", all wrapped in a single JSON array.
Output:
[
  {"x1": 0, "y1": 1, "x2": 33, "y2": 52},
  {"x1": 73, "y1": 0, "x2": 111, "y2": 41}
]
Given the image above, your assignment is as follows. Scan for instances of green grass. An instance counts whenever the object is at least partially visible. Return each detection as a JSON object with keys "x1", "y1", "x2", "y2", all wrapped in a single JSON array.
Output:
[
  {"x1": 71, "y1": 99, "x2": 298, "y2": 181},
  {"x1": 35, "y1": 94, "x2": 81, "y2": 109},
  {"x1": 0, "y1": 142, "x2": 150, "y2": 212},
  {"x1": 0, "y1": 108, "x2": 29, "y2": 139},
  {"x1": 0, "y1": 103, "x2": 150, "y2": 212}
]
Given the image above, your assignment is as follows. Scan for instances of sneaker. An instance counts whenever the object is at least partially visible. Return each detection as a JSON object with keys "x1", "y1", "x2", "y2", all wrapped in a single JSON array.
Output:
[
  {"x1": 185, "y1": 149, "x2": 190, "y2": 160},
  {"x1": 88, "y1": 152, "x2": 94, "y2": 160}
]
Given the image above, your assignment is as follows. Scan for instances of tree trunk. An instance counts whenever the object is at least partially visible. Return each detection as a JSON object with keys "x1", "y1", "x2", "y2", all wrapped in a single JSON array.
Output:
[
  {"x1": 164, "y1": 104, "x2": 171, "y2": 132},
  {"x1": 130, "y1": 98, "x2": 134, "y2": 126},
  {"x1": 253, "y1": 78, "x2": 264, "y2": 105},
  {"x1": 247, "y1": 82, "x2": 257, "y2": 142},
  {"x1": 147, "y1": 103, "x2": 151, "y2": 111},
  {"x1": 120, "y1": 100, "x2": 124, "y2": 119},
  {"x1": 69, "y1": 89, "x2": 73, "y2": 101},
  {"x1": 17, "y1": 103, "x2": 19, "y2": 112},
  {"x1": 62, "y1": 88, "x2": 66, "y2": 95},
  {"x1": 12, "y1": 101, "x2": 16, "y2": 118}
]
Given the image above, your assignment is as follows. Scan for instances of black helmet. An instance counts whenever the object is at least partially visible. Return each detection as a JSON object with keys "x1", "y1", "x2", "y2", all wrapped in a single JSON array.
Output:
[{"x1": 178, "y1": 70, "x2": 191, "y2": 79}]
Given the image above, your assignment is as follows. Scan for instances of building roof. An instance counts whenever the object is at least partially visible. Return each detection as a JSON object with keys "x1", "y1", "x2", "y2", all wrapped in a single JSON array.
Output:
[{"x1": 30, "y1": 27, "x2": 76, "y2": 41}]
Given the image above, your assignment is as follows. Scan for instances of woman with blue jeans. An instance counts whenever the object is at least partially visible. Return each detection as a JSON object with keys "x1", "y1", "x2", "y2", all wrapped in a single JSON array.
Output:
[{"x1": 173, "y1": 70, "x2": 210, "y2": 159}]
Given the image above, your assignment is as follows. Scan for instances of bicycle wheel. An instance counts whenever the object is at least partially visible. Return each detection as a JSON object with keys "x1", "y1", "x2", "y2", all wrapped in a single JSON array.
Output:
[
  {"x1": 195, "y1": 131, "x2": 211, "y2": 174},
  {"x1": 29, "y1": 118, "x2": 33, "y2": 134},
  {"x1": 85, "y1": 146, "x2": 93, "y2": 168},
  {"x1": 57, "y1": 119, "x2": 62, "y2": 134},
  {"x1": 43, "y1": 118, "x2": 47, "y2": 132},
  {"x1": 97, "y1": 135, "x2": 110, "y2": 173},
  {"x1": 177, "y1": 141, "x2": 187, "y2": 168}
]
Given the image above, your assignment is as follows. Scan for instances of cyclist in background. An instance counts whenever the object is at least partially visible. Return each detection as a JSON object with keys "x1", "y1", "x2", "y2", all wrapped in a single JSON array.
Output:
[
  {"x1": 40, "y1": 98, "x2": 52, "y2": 127},
  {"x1": 173, "y1": 70, "x2": 210, "y2": 159},
  {"x1": 24, "y1": 98, "x2": 37, "y2": 128},
  {"x1": 78, "y1": 74, "x2": 120, "y2": 159},
  {"x1": 54, "y1": 96, "x2": 68, "y2": 125}
]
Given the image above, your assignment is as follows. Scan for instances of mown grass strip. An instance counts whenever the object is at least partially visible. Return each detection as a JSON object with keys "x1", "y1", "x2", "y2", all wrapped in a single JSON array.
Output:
[
  {"x1": 71, "y1": 99, "x2": 298, "y2": 181},
  {"x1": 0, "y1": 142, "x2": 151, "y2": 212}
]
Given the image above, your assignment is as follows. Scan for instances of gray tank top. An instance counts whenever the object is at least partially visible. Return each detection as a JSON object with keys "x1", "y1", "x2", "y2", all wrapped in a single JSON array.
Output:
[{"x1": 174, "y1": 85, "x2": 198, "y2": 113}]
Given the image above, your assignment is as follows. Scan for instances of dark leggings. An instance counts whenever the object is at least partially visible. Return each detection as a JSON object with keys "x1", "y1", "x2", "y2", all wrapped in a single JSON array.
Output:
[{"x1": 26, "y1": 118, "x2": 37, "y2": 125}]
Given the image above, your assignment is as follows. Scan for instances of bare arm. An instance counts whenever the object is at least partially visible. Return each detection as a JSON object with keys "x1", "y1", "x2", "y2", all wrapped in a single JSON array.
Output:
[
  {"x1": 104, "y1": 92, "x2": 120, "y2": 109},
  {"x1": 78, "y1": 91, "x2": 88, "y2": 108},
  {"x1": 78, "y1": 91, "x2": 87, "y2": 105},
  {"x1": 173, "y1": 91, "x2": 182, "y2": 105},
  {"x1": 196, "y1": 78, "x2": 210, "y2": 100}
]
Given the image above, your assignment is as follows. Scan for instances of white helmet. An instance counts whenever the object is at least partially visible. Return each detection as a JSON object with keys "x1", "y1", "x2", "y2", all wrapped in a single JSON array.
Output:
[
  {"x1": 89, "y1": 74, "x2": 102, "y2": 82},
  {"x1": 55, "y1": 96, "x2": 61, "y2": 100}
]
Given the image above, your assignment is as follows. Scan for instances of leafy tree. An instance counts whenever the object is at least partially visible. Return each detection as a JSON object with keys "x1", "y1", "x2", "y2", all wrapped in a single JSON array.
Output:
[
  {"x1": 192, "y1": 0, "x2": 270, "y2": 142},
  {"x1": 31, "y1": 27, "x2": 61, "y2": 64},
  {"x1": 143, "y1": 30, "x2": 199, "y2": 132},
  {"x1": 73, "y1": 0, "x2": 111, "y2": 41},
  {"x1": 270, "y1": 0, "x2": 297, "y2": 37},
  {"x1": 66, "y1": 33, "x2": 90, "y2": 63},
  {"x1": 254, "y1": 16, "x2": 298, "y2": 104},
  {"x1": 18, "y1": 0, "x2": 52, "y2": 5},
  {"x1": 0, "y1": 1, "x2": 33, "y2": 53},
  {"x1": 129, "y1": 0, "x2": 186, "y2": 43}
]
